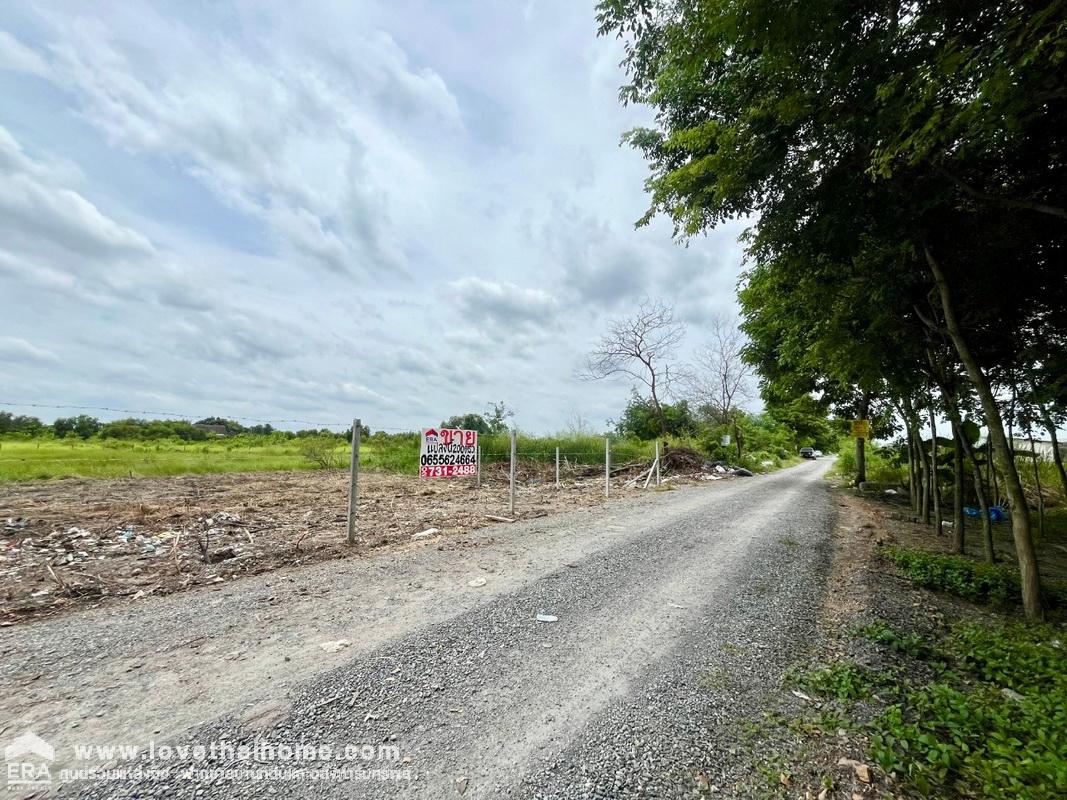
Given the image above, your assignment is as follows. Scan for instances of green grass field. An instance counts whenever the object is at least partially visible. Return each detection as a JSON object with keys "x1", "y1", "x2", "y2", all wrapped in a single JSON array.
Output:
[
  {"x1": 0, "y1": 438, "x2": 320, "y2": 481},
  {"x1": 0, "y1": 431, "x2": 815, "y2": 483},
  {"x1": 0, "y1": 434, "x2": 666, "y2": 482}
]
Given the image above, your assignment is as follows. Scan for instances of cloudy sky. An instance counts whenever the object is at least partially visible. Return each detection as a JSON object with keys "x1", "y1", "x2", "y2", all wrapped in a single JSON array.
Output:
[{"x1": 0, "y1": 0, "x2": 747, "y2": 433}]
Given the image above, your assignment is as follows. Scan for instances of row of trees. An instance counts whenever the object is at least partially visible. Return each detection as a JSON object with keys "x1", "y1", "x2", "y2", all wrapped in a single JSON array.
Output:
[
  {"x1": 583, "y1": 299, "x2": 838, "y2": 460},
  {"x1": 440, "y1": 402, "x2": 515, "y2": 435},
  {"x1": 0, "y1": 412, "x2": 350, "y2": 441},
  {"x1": 612, "y1": 392, "x2": 839, "y2": 459},
  {"x1": 597, "y1": 0, "x2": 1066, "y2": 617}
]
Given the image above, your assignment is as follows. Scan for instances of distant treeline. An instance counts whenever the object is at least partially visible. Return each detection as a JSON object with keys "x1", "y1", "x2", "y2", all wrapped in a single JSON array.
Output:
[{"x1": 0, "y1": 412, "x2": 369, "y2": 442}]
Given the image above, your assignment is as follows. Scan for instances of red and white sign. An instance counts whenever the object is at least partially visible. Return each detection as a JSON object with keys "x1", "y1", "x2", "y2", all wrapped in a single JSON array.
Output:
[{"x1": 420, "y1": 428, "x2": 478, "y2": 478}]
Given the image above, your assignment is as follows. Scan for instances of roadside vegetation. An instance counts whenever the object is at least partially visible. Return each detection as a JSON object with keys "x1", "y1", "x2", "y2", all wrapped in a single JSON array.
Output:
[
  {"x1": 788, "y1": 618, "x2": 1067, "y2": 800},
  {"x1": 743, "y1": 484, "x2": 1067, "y2": 800},
  {"x1": 886, "y1": 547, "x2": 1067, "y2": 611},
  {"x1": 0, "y1": 425, "x2": 820, "y2": 483},
  {"x1": 1, "y1": 367, "x2": 838, "y2": 481},
  {"x1": 597, "y1": 0, "x2": 1066, "y2": 622}
]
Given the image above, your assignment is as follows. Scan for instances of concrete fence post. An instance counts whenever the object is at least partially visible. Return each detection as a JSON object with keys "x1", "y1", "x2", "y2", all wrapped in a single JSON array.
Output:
[
  {"x1": 604, "y1": 436, "x2": 610, "y2": 498},
  {"x1": 476, "y1": 445, "x2": 482, "y2": 489},
  {"x1": 555, "y1": 446, "x2": 560, "y2": 488},
  {"x1": 655, "y1": 440, "x2": 661, "y2": 486},
  {"x1": 509, "y1": 429, "x2": 517, "y2": 516},
  {"x1": 347, "y1": 418, "x2": 361, "y2": 544}
]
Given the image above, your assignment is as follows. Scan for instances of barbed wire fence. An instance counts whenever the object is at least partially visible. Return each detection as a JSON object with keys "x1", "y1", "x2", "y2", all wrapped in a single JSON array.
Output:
[{"x1": 0, "y1": 401, "x2": 663, "y2": 536}]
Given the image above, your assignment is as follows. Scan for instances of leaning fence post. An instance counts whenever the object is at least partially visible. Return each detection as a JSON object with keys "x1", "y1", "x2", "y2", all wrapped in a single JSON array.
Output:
[
  {"x1": 347, "y1": 418, "x2": 361, "y2": 544},
  {"x1": 604, "y1": 436, "x2": 610, "y2": 498},
  {"x1": 476, "y1": 445, "x2": 482, "y2": 489},
  {"x1": 509, "y1": 429, "x2": 517, "y2": 515},
  {"x1": 655, "y1": 440, "x2": 661, "y2": 485},
  {"x1": 555, "y1": 446, "x2": 560, "y2": 488}
]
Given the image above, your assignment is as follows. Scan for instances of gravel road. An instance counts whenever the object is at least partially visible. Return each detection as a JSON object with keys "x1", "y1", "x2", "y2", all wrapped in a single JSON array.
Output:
[{"x1": 7, "y1": 459, "x2": 834, "y2": 799}]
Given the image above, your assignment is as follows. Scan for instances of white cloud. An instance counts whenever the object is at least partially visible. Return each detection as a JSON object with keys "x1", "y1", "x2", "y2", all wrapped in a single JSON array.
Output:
[
  {"x1": 8, "y1": 14, "x2": 459, "y2": 278},
  {"x1": 0, "y1": 336, "x2": 59, "y2": 363},
  {"x1": 450, "y1": 277, "x2": 559, "y2": 329},
  {"x1": 0, "y1": 2, "x2": 748, "y2": 433},
  {"x1": 0, "y1": 30, "x2": 49, "y2": 75}
]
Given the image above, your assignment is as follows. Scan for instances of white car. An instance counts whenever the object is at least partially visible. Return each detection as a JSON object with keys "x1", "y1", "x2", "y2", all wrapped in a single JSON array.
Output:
[{"x1": 813, "y1": 450, "x2": 823, "y2": 458}]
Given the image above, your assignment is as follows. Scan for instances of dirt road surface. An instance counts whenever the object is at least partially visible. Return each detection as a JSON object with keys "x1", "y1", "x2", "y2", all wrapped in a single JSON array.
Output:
[{"x1": 3, "y1": 459, "x2": 834, "y2": 799}]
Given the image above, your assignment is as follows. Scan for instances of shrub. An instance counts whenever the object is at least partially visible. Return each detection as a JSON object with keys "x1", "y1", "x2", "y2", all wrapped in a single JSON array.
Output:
[
  {"x1": 299, "y1": 437, "x2": 344, "y2": 469},
  {"x1": 885, "y1": 547, "x2": 1067, "y2": 609},
  {"x1": 834, "y1": 438, "x2": 905, "y2": 484},
  {"x1": 870, "y1": 622, "x2": 1067, "y2": 799}
]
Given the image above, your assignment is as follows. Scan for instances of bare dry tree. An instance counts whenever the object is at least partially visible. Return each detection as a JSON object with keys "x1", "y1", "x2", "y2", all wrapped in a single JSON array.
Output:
[
  {"x1": 582, "y1": 299, "x2": 685, "y2": 438},
  {"x1": 562, "y1": 410, "x2": 593, "y2": 437},
  {"x1": 683, "y1": 314, "x2": 754, "y2": 458}
]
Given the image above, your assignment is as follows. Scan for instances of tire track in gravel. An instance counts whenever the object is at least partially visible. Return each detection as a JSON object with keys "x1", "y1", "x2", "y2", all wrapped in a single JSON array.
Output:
[{"x1": 62, "y1": 460, "x2": 834, "y2": 800}]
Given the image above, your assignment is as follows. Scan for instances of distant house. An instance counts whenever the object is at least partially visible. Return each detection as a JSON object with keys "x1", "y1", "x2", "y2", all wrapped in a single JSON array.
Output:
[
  {"x1": 1011, "y1": 437, "x2": 1067, "y2": 460},
  {"x1": 194, "y1": 423, "x2": 230, "y2": 437}
]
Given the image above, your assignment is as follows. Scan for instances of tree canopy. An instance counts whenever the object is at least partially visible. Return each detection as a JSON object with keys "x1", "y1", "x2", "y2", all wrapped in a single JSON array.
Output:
[{"x1": 597, "y1": 0, "x2": 1067, "y2": 618}]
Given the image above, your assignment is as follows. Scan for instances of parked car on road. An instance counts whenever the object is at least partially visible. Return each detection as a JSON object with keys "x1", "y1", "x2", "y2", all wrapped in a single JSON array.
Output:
[
  {"x1": 813, "y1": 450, "x2": 823, "y2": 458},
  {"x1": 800, "y1": 447, "x2": 816, "y2": 459}
]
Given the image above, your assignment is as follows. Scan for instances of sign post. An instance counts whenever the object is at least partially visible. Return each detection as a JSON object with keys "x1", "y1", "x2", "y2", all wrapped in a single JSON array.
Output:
[{"x1": 347, "y1": 418, "x2": 361, "y2": 544}]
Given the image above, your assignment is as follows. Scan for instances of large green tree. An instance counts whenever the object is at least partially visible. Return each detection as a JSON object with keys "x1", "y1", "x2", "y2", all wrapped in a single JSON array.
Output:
[{"x1": 597, "y1": 0, "x2": 1066, "y2": 618}]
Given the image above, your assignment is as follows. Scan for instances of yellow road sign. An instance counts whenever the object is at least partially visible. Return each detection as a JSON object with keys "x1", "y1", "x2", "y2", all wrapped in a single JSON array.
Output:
[{"x1": 851, "y1": 419, "x2": 871, "y2": 439}]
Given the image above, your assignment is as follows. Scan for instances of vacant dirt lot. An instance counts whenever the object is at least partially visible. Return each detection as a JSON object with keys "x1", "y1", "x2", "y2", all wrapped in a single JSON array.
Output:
[{"x1": 1, "y1": 463, "x2": 671, "y2": 623}]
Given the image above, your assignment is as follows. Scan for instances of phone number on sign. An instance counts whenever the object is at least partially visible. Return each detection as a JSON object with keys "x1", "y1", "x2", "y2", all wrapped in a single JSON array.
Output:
[{"x1": 420, "y1": 464, "x2": 477, "y2": 478}]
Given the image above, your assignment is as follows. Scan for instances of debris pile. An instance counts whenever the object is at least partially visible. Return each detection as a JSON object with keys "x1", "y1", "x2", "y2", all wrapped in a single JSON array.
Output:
[
  {"x1": 0, "y1": 469, "x2": 645, "y2": 623},
  {"x1": 624, "y1": 446, "x2": 758, "y2": 487}
]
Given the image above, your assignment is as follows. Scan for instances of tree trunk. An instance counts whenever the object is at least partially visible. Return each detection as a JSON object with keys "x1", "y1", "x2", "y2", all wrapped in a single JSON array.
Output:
[
  {"x1": 906, "y1": 424, "x2": 919, "y2": 514},
  {"x1": 855, "y1": 394, "x2": 869, "y2": 484},
  {"x1": 649, "y1": 376, "x2": 669, "y2": 440},
  {"x1": 989, "y1": 437, "x2": 999, "y2": 505},
  {"x1": 1039, "y1": 405, "x2": 1067, "y2": 501},
  {"x1": 1027, "y1": 427, "x2": 1045, "y2": 540},
  {"x1": 952, "y1": 421, "x2": 965, "y2": 554},
  {"x1": 929, "y1": 399, "x2": 943, "y2": 534},
  {"x1": 901, "y1": 398, "x2": 921, "y2": 516},
  {"x1": 921, "y1": 433, "x2": 931, "y2": 524},
  {"x1": 963, "y1": 429, "x2": 996, "y2": 563},
  {"x1": 912, "y1": 425, "x2": 923, "y2": 516},
  {"x1": 925, "y1": 245, "x2": 1042, "y2": 619}
]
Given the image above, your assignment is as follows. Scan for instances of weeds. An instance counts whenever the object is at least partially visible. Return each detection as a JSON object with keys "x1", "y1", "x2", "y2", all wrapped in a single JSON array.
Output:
[
  {"x1": 869, "y1": 622, "x2": 1067, "y2": 800},
  {"x1": 785, "y1": 661, "x2": 881, "y2": 703},
  {"x1": 853, "y1": 619, "x2": 931, "y2": 659},
  {"x1": 885, "y1": 547, "x2": 1067, "y2": 609}
]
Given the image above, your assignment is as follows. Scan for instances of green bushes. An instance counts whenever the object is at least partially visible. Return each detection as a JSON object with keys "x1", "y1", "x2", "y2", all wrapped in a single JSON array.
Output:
[
  {"x1": 833, "y1": 438, "x2": 905, "y2": 484},
  {"x1": 869, "y1": 622, "x2": 1067, "y2": 799},
  {"x1": 885, "y1": 547, "x2": 1067, "y2": 609}
]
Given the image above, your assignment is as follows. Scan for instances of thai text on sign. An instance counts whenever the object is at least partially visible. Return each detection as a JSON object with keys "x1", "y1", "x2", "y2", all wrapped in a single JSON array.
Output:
[{"x1": 420, "y1": 428, "x2": 478, "y2": 477}]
